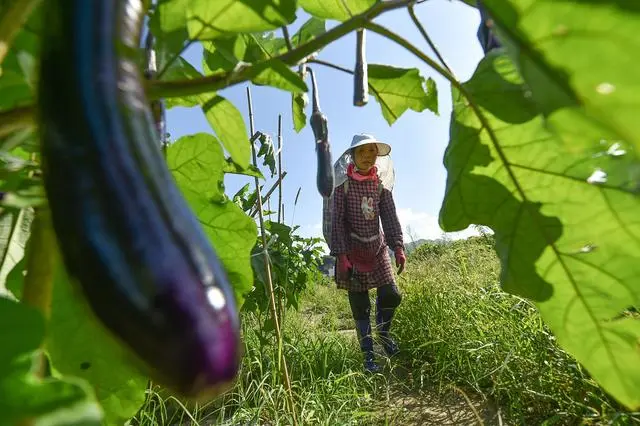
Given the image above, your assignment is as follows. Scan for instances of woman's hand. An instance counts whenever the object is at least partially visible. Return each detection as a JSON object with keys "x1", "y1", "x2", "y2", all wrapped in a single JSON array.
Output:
[
  {"x1": 394, "y1": 247, "x2": 406, "y2": 274},
  {"x1": 337, "y1": 254, "x2": 353, "y2": 279}
]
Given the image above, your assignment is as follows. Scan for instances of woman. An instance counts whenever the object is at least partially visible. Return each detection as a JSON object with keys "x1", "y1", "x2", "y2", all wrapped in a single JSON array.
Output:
[{"x1": 331, "y1": 133, "x2": 406, "y2": 373}]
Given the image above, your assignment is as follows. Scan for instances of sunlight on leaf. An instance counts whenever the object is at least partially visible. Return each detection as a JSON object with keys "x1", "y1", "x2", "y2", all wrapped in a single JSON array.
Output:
[
  {"x1": 160, "y1": 57, "x2": 252, "y2": 168},
  {"x1": 201, "y1": 94, "x2": 251, "y2": 170},
  {"x1": 149, "y1": 0, "x2": 190, "y2": 72},
  {"x1": 187, "y1": 0, "x2": 296, "y2": 40},
  {"x1": 253, "y1": 59, "x2": 308, "y2": 93},
  {"x1": 483, "y1": 0, "x2": 640, "y2": 156},
  {"x1": 46, "y1": 265, "x2": 147, "y2": 426},
  {"x1": 291, "y1": 17, "x2": 326, "y2": 46},
  {"x1": 367, "y1": 64, "x2": 438, "y2": 125},
  {"x1": 0, "y1": 297, "x2": 103, "y2": 426},
  {"x1": 440, "y1": 50, "x2": 640, "y2": 410},
  {"x1": 167, "y1": 133, "x2": 225, "y2": 201},
  {"x1": 298, "y1": 0, "x2": 375, "y2": 21},
  {"x1": 167, "y1": 136, "x2": 257, "y2": 305}
]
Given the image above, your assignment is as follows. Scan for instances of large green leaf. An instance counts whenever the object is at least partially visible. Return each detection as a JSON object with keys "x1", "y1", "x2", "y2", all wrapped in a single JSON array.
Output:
[
  {"x1": 148, "y1": 0, "x2": 190, "y2": 73},
  {"x1": 203, "y1": 37, "x2": 307, "y2": 93},
  {"x1": 290, "y1": 17, "x2": 326, "y2": 46},
  {"x1": 0, "y1": 297, "x2": 103, "y2": 426},
  {"x1": 186, "y1": 0, "x2": 296, "y2": 40},
  {"x1": 167, "y1": 133, "x2": 226, "y2": 201},
  {"x1": 482, "y1": 0, "x2": 640, "y2": 155},
  {"x1": 167, "y1": 134, "x2": 257, "y2": 305},
  {"x1": 298, "y1": 0, "x2": 375, "y2": 21},
  {"x1": 367, "y1": 64, "x2": 438, "y2": 125},
  {"x1": 201, "y1": 94, "x2": 251, "y2": 169},
  {"x1": 46, "y1": 264, "x2": 148, "y2": 426},
  {"x1": 439, "y1": 50, "x2": 640, "y2": 410}
]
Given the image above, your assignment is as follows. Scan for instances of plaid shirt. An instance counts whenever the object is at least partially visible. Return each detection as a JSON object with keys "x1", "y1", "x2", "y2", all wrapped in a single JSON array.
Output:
[{"x1": 331, "y1": 177, "x2": 403, "y2": 291}]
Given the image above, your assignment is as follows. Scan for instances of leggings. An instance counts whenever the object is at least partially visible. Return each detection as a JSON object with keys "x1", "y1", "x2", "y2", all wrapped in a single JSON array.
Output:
[{"x1": 348, "y1": 283, "x2": 402, "y2": 320}]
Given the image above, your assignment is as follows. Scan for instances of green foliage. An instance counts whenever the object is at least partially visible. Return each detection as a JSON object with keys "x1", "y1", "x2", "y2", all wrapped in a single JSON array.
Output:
[
  {"x1": 46, "y1": 264, "x2": 148, "y2": 425},
  {"x1": 440, "y1": 48, "x2": 640, "y2": 409},
  {"x1": 166, "y1": 133, "x2": 258, "y2": 305},
  {"x1": 0, "y1": 297, "x2": 103, "y2": 426},
  {"x1": 298, "y1": 0, "x2": 376, "y2": 21},
  {"x1": 1, "y1": 0, "x2": 639, "y2": 423},
  {"x1": 368, "y1": 64, "x2": 438, "y2": 125}
]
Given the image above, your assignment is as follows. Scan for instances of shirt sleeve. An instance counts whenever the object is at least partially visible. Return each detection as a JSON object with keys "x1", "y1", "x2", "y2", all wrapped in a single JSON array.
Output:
[
  {"x1": 331, "y1": 183, "x2": 347, "y2": 255},
  {"x1": 379, "y1": 187, "x2": 404, "y2": 250}
]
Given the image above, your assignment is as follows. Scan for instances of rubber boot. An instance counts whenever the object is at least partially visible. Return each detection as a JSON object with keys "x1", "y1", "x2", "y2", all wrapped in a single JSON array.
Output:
[
  {"x1": 354, "y1": 319, "x2": 381, "y2": 373},
  {"x1": 375, "y1": 298, "x2": 399, "y2": 356}
]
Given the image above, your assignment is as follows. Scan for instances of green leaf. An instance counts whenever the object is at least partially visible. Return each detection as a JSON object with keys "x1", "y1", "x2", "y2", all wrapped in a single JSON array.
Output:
[
  {"x1": 203, "y1": 38, "x2": 306, "y2": 93},
  {"x1": 291, "y1": 91, "x2": 308, "y2": 133},
  {"x1": 368, "y1": 64, "x2": 438, "y2": 125},
  {"x1": 290, "y1": 17, "x2": 326, "y2": 46},
  {"x1": 160, "y1": 56, "x2": 202, "y2": 108},
  {"x1": 158, "y1": 57, "x2": 252, "y2": 168},
  {"x1": 186, "y1": 0, "x2": 297, "y2": 40},
  {"x1": 0, "y1": 4, "x2": 41, "y2": 112},
  {"x1": 201, "y1": 95, "x2": 251, "y2": 169},
  {"x1": 148, "y1": 0, "x2": 190, "y2": 73},
  {"x1": 298, "y1": 0, "x2": 375, "y2": 21},
  {"x1": 0, "y1": 296, "x2": 44, "y2": 367},
  {"x1": 0, "y1": 297, "x2": 103, "y2": 426},
  {"x1": 167, "y1": 133, "x2": 225, "y2": 201},
  {"x1": 253, "y1": 59, "x2": 307, "y2": 93},
  {"x1": 439, "y1": 51, "x2": 640, "y2": 410},
  {"x1": 167, "y1": 140, "x2": 257, "y2": 305},
  {"x1": 483, "y1": 0, "x2": 640, "y2": 155},
  {"x1": 223, "y1": 157, "x2": 264, "y2": 179},
  {"x1": 46, "y1": 264, "x2": 148, "y2": 426}
]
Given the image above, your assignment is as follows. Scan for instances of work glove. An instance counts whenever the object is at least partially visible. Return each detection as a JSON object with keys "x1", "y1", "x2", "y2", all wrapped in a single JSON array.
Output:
[
  {"x1": 337, "y1": 254, "x2": 353, "y2": 279},
  {"x1": 394, "y1": 247, "x2": 406, "y2": 274}
]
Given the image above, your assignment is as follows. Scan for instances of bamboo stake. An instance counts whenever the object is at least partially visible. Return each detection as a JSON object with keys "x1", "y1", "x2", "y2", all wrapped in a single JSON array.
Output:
[
  {"x1": 246, "y1": 87, "x2": 298, "y2": 426},
  {"x1": 277, "y1": 115, "x2": 283, "y2": 224}
]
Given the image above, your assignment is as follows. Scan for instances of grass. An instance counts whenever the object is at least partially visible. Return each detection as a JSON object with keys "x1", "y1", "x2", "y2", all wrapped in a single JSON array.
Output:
[{"x1": 130, "y1": 235, "x2": 640, "y2": 425}]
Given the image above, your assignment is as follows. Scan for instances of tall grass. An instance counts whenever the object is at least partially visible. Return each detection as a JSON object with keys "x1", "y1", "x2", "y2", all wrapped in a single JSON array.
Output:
[{"x1": 130, "y1": 236, "x2": 640, "y2": 425}]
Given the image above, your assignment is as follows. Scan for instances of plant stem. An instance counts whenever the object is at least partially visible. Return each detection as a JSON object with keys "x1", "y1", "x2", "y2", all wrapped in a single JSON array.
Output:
[
  {"x1": 246, "y1": 87, "x2": 298, "y2": 426},
  {"x1": 0, "y1": 105, "x2": 35, "y2": 138},
  {"x1": 365, "y1": 22, "x2": 457, "y2": 92},
  {"x1": 309, "y1": 58, "x2": 387, "y2": 104},
  {"x1": 22, "y1": 206, "x2": 56, "y2": 378},
  {"x1": 148, "y1": 0, "x2": 412, "y2": 99},
  {"x1": 0, "y1": 0, "x2": 42, "y2": 65},
  {"x1": 407, "y1": 4, "x2": 455, "y2": 78},
  {"x1": 281, "y1": 25, "x2": 293, "y2": 51}
]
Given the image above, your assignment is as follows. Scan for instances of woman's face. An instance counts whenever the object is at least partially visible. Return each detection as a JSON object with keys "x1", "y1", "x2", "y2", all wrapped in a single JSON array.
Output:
[{"x1": 354, "y1": 144, "x2": 378, "y2": 172}]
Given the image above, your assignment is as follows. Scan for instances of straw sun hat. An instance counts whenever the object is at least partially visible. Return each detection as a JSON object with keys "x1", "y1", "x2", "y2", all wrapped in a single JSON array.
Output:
[{"x1": 341, "y1": 133, "x2": 391, "y2": 159}]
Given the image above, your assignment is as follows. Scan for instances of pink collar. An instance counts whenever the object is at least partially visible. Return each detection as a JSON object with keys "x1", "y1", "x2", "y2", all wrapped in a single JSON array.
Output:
[{"x1": 347, "y1": 162, "x2": 378, "y2": 182}]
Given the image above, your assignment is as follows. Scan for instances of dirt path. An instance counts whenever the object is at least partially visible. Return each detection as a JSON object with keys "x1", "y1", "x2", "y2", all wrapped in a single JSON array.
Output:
[{"x1": 339, "y1": 328, "x2": 504, "y2": 426}]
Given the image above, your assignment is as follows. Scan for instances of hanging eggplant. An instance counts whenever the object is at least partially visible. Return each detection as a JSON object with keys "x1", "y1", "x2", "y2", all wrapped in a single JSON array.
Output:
[
  {"x1": 353, "y1": 29, "x2": 368, "y2": 107},
  {"x1": 307, "y1": 67, "x2": 333, "y2": 198},
  {"x1": 308, "y1": 67, "x2": 334, "y2": 198},
  {"x1": 36, "y1": 0, "x2": 241, "y2": 398}
]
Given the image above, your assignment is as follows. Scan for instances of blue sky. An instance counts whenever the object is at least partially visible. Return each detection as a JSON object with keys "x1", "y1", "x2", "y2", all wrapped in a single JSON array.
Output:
[{"x1": 165, "y1": 0, "x2": 486, "y2": 249}]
